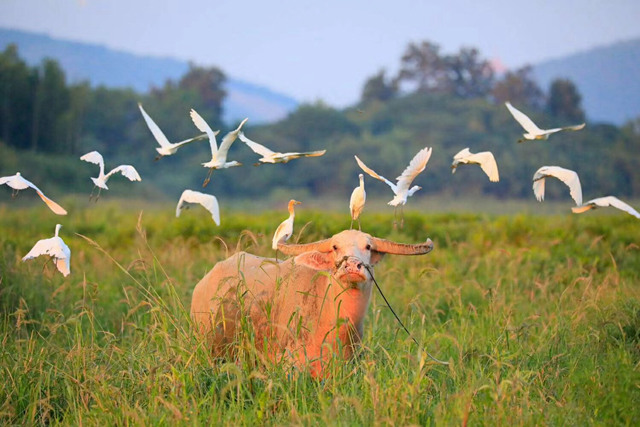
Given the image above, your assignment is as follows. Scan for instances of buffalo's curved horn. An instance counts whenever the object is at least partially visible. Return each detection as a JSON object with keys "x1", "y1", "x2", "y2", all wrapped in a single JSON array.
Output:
[
  {"x1": 371, "y1": 237, "x2": 434, "y2": 255},
  {"x1": 277, "y1": 238, "x2": 333, "y2": 255}
]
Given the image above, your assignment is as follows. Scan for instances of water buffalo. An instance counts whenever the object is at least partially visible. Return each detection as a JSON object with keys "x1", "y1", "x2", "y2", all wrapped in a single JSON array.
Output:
[{"x1": 190, "y1": 229, "x2": 434, "y2": 377}]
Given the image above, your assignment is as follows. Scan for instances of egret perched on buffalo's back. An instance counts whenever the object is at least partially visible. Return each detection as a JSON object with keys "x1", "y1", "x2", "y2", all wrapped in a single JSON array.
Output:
[
  {"x1": 22, "y1": 224, "x2": 71, "y2": 277},
  {"x1": 355, "y1": 147, "x2": 432, "y2": 227},
  {"x1": 532, "y1": 166, "x2": 582, "y2": 206},
  {"x1": 451, "y1": 148, "x2": 500, "y2": 182},
  {"x1": 80, "y1": 151, "x2": 142, "y2": 201},
  {"x1": 272, "y1": 199, "x2": 301, "y2": 254},
  {"x1": 191, "y1": 109, "x2": 246, "y2": 187},
  {"x1": 176, "y1": 189, "x2": 221, "y2": 225},
  {"x1": 138, "y1": 103, "x2": 208, "y2": 160},
  {"x1": 0, "y1": 172, "x2": 67, "y2": 215},
  {"x1": 349, "y1": 174, "x2": 366, "y2": 230},
  {"x1": 238, "y1": 131, "x2": 326, "y2": 165},
  {"x1": 505, "y1": 102, "x2": 585, "y2": 143},
  {"x1": 572, "y1": 196, "x2": 640, "y2": 219}
]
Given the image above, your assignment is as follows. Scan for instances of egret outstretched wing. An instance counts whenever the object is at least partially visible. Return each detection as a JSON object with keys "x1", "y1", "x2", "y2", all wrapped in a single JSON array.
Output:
[
  {"x1": 218, "y1": 118, "x2": 248, "y2": 158},
  {"x1": 239, "y1": 132, "x2": 276, "y2": 157},
  {"x1": 282, "y1": 150, "x2": 327, "y2": 159},
  {"x1": 505, "y1": 102, "x2": 544, "y2": 135},
  {"x1": 80, "y1": 151, "x2": 106, "y2": 176},
  {"x1": 532, "y1": 166, "x2": 582, "y2": 206},
  {"x1": 395, "y1": 147, "x2": 432, "y2": 193},
  {"x1": 354, "y1": 155, "x2": 396, "y2": 191},
  {"x1": 190, "y1": 109, "x2": 219, "y2": 155},
  {"x1": 106, "y1": 165, "x2": 142, "y2": 182},
  {"x1": 176, "y1": 189, "x2": 220, "y2": 225},
  {"x1": 138, "y1": 103, "x2": 171, "y2": 148},
  {"x1": 572, "y1": 196, "x2": 640, "y2": 218}
]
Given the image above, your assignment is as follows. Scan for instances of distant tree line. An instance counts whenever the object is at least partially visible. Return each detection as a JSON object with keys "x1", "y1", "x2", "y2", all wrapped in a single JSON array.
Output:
[
  {"x1": 360, "y1": 40, "x2": 586, "y2": 123},
  {"x1": 0, "y1": 44, "x2": 226, "y2": 156}
]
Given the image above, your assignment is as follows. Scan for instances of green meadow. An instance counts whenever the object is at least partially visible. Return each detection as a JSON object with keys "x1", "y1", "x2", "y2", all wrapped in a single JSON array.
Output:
[{"x1": 1, "y1": 201, "x2": 639, "y2": 425}]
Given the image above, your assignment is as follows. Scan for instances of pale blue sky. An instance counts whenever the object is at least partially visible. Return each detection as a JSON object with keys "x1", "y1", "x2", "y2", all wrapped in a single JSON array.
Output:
[{"x1": 1, "y1": 0, "x2": 639, "y2": 106}]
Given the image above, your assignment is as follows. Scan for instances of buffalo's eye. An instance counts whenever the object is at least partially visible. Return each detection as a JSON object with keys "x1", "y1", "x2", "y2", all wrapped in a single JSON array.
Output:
[
  {"x1": 332, "y1": 245, "x2": 338, "y2": 251},
  {"x1": 366, "y1": 244, "x2": 371, "y2": 250}
]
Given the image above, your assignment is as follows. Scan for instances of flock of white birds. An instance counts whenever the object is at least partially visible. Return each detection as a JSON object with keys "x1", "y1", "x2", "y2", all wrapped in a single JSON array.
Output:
[{"x1": 1, "y1": 101, "x2": 639, "y2": 277}]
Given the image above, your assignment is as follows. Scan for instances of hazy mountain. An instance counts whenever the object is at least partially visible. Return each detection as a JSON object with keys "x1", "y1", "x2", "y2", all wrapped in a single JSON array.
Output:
[
  {"x1": 532, "y1": 38, "x2": 640, "y2": 125},
  {"x1": 0, "y1": 27, "x2": 298, "y2": 124}
]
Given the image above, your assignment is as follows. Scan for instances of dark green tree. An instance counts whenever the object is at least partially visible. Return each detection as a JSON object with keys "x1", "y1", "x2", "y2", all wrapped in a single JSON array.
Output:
[
  {"x1": 360, "y1": 69, "x2": 398, "y2": 104},
  {"x1": 396, "y1": 41, "x2": 447, "y2": 93},
  {"x1": 31, "y1": 59, "x2": 71, "y2": 153},
  {"x1": 444, "y1": 47, "x2": 495, "y2": 99},
  {"x1": 0, "y1": 44, "x2": 35, "y2": 149},
  {"x1": 546, "y1": 78, "x2": 585, "y2": 122},
  {"x1": 492, "y1": 65, "x2": 545, "y2": 110},
  {"x1": 178, "y1": 63, "x2": 227, "y2": 125}
]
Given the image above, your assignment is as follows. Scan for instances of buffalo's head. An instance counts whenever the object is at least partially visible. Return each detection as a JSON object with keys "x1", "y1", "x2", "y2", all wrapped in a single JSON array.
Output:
[{"x1": 278, "y1": 230, "x2": 434, "y2": 287}]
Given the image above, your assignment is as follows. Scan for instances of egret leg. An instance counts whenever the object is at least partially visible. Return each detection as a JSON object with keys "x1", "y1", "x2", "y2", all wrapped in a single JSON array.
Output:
[
  {"x1": 88, "y1": 186, "x2": 96, "y2": 202},
  {"x1": 399, "y1": 206, "x2": 405, "y2": 229},
  {"x1": 358, "y1": 218, "x2": 362, "y2": 231},
  {"x1": 202, "y1": 168, "x2": 214, "y2": 187},
  {"x1": 154, "y1": 154, "x2": 162, "y2": 161},
  {"x1": 94, "y1": 187, "x2": 102, "y2": 203},
  {"x1": 11, "y1": 189, "x2": 19, "y2": 198},
  {"x1": 392, "y1": 207, "x2": 398, "y2": 229},
  {"x1": 350, "y1": 218, "x2": 354, "y2": 230},
  {"x1": 41, "y1": 256, "x2": 54, "y2": 275}
]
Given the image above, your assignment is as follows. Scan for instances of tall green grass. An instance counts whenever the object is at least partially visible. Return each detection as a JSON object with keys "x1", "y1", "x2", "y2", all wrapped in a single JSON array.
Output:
[{"x1": 1, "y1": 202, "x2": 639, "y2": 424}]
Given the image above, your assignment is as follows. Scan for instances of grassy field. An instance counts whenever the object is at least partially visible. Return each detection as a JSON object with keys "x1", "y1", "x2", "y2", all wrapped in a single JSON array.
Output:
[{"x1": 1, "y1": 200, "x2": 639, "y2": 425}]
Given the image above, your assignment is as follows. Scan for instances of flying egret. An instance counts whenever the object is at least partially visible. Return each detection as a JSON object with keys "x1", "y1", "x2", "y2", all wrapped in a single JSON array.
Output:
[
  {"x1": 572, "y1": 196, "x2": 640, "y2": 219},
  {"x1": 505, "y1": 102, "x2": 585, "y2": 143},
  {"x1": 190, "y1": 109, "x2": 246, "y2": 187},
  {"x1": 532, "y1": 166, "x2": 582, "y2": 206},
  {"x1": 138, "y1": 103, "x2": 208, "y2": 160},
  {"x1": 349, "y1": 174, "x2": 366, "y2": 230},
  {"x1": 272, "y1": 199, "x2": 301, "y2": 253},
  {"x1": 0, "y1": 172, "x2": 67, "y2": 215},
  {"x1": 451, "y1": 148, "x2": 500, "y2": 182},
  {"x1": 355, "y1": 147, "x2": 432, "y2": 226},
  {"x1": 238, "y1": 131, "x2": 326, "y2": 165},
  {"x1": 80, "y1": 150, "x2": 142, "y2": 201},
  {"x1": 176, "y1": 189, "x2": 221, "y2": 225},
  {"x1": 22, "y1": 224, "x2": 71, "y2": 277}
]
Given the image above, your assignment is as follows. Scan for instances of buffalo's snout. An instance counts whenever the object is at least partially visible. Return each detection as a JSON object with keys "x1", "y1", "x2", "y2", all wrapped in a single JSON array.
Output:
[{"x1": 338, "y1": 256, "x2": 369, "y2": 283}]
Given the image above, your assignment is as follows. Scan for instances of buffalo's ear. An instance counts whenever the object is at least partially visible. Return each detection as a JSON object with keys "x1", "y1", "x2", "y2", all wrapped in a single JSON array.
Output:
[
  {"x1": 370, "y1": 250, "x2": 386, "y2": 266},
  {"x1": 294, "y1": 251, "x2": 334, "y2": 270}
]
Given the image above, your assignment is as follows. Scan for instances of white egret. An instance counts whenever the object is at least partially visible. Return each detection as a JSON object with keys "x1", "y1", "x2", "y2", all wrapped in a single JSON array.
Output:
[
  {"x1": 138, "y1": 103, "x2": 208, "y2": 160},
  {"x1": 451, "y1": 148, "x2": 500, "y2": 182},
  {"x1": 349, "y1": 174, "x2": 366, "y2": 230},
  {"x1": 532, "y1": 166, "x2": 582, "y2": 206},
  {"x1": 355, "y1": 147, "x2": 432, "y2": 226},
  {"x1": 190, "y1": 109, "x2": 246, "y2": 186},
  {"x1": 22, "y1": 224, "x2": 71, "y2": 277},
  {"x1": 176, "y1": 189, "x2": 221, "y2": 225},
  {"x1": 80, "y1": 151, "x2": 142, "y2": 201},
  {"x1": 272, "y1": 199, "x2": 301, "y2": 251},
  {"x1": 572, "y1": 196, "x2": 640, "y2": 219},
  {"x1": 505, "y1": 102, "x2": 585, "y2": 143},
  {"x1": 0, "y1": 172, "x2": 67, "y2": 215},
  {"x1": 238, "y1": 131, "x2": 326, "y2": 165}
]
